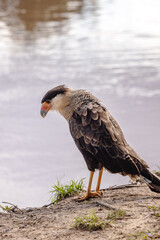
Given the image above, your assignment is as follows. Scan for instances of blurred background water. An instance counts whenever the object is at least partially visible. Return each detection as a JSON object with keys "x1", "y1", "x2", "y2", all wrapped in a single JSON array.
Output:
[{"x1": 0, "y1": 0, "x2": 160, "y2": 208}]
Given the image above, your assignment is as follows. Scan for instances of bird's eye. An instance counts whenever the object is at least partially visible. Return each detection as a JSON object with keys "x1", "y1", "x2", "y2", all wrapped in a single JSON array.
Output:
[{"x1": 46, "y1": 100, "x2": 51, "y2": 104}]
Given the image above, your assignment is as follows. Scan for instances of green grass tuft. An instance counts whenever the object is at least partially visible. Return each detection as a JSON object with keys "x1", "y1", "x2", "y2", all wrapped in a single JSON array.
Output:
[
  {"x1": 50, "y1": 178, "x2": 85, "y2": 203},
  {"x1": 72, "y1": 209, "x2": 110, "y2": 231},
  {"x1": 72, "y1": 208, "x2": 126, "y2": 231}
]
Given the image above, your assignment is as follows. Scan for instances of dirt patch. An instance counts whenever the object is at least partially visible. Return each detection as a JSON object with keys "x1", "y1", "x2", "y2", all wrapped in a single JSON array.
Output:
[{"x1": 0, "y1": 184, "x2": 160, "y2": 240}]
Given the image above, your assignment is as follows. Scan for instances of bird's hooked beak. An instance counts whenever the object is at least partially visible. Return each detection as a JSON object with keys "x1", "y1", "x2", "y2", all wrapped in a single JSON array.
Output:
[{"x1": 40, "y1": 102, "x2": 52, "y2": 118}]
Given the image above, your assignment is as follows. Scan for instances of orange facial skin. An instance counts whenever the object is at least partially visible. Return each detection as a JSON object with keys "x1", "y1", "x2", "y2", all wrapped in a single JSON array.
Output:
[
  {"x1": 41, "y1": 102, "x2": 52, "y2": 112},
  {"x1": 40, "y1": 102, "x2": 52, "y2": 118}
]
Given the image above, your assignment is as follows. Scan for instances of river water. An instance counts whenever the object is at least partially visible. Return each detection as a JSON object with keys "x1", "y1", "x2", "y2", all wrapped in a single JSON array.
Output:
[{"x1": 0, "y1": 0, "x2": 160, "y2": 208}]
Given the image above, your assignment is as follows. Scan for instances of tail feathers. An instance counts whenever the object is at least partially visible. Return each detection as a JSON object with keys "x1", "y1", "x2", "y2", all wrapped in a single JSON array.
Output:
[
  {"x1": 147, "y1": 182, "x2": 160, "y2": 193},
  {"x1": 140, "y1": 168, "x2": 160, "y2": 193}
]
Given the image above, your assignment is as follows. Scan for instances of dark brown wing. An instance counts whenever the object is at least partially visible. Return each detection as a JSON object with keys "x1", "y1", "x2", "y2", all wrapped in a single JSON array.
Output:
[{"x1": 69, "y1": 101, "x2": 142, "y2": 176}]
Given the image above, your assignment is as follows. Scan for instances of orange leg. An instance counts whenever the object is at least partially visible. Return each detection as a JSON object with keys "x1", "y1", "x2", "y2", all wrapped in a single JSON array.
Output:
[
  {"x1": 78, "y1": 167, "x2": 104, "y2": 201},
  {"x1": 96, "y1": 167, "x2": 103, "y2": 196}
]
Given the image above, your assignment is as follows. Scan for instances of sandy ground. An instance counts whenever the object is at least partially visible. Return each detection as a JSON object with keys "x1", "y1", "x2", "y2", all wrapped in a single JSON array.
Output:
[{"x1": 0, "y1": 184, "x2": 160, "y2": 240}]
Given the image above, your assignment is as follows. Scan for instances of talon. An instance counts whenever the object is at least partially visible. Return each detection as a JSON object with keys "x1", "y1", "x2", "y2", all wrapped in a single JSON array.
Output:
[
  {"x1": 76, "y1": 191, "x2": 103, "y2": 202},
  {"x1": 96, "y1": 190, "x2": 104, "y2": 197}
]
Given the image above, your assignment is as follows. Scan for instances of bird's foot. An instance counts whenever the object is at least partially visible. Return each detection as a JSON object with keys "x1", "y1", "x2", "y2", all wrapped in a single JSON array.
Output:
[
  {"x1": 76, "y1": 190, "x2": 103, "y2": 202},
  {"x1": 96, "y1": 190, "x2": 104, "y2": 197}
]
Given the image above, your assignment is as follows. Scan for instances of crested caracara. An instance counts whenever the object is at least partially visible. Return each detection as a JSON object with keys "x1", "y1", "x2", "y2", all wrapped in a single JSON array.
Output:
[{"x1": 40, "y1": 85, "x2": 160, "y2": 201}]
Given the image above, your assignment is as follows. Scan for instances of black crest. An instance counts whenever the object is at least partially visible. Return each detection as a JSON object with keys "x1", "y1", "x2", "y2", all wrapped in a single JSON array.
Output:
[{"x1": 41, "y1": 85, "x2": 68, "y2": 103}]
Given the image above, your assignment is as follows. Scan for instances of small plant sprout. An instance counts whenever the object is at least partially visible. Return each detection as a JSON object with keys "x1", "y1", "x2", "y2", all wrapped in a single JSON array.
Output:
[
  {"x1": 106, "y1": 208, "x2": 126, "y2": 220},
  {"x1": 0, "y1": 205, "x2": 12, "y2": 213},
  {"x1": 147, "y1": 205, "x2": 160, "y2": 218},
  {"x1": 154, "y1": 166, "x2": 160, "y2": 177},
  {"x1": 129, "y1": 231, "x2": 153, "y2": 239},
  {"x1": 50, "y1": 178, "x2": 85, "y2": 203}
]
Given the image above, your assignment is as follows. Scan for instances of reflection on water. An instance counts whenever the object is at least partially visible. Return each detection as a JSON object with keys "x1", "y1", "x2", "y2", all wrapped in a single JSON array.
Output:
[
  {"x1": 0, "y1": 0, "x2": 160, "y2": 207},
  {"x1": 0, "y1": 0, "x2": 84, "y2": 43}
]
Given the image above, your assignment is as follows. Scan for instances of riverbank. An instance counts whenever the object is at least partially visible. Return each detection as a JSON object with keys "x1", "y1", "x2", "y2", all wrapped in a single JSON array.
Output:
[{"x1": 0, "y1": 183, "x2": 160, "y2": 240}]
